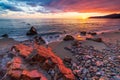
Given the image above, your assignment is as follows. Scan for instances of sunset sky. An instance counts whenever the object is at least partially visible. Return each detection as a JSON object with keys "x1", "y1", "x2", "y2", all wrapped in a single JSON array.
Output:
[{"x1": 0, "y1": 0, "x2": 120, "y2": 19}]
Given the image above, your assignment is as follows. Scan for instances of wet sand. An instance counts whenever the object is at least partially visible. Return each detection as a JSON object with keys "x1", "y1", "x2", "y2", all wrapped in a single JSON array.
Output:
[
  {"x1": 99, "y1": 30, "x2": 120, "y2": 44},
  {"x1": 48, "y1": 30, "x2": 120, "y2": 61},
  {"x1": 0, "y1": 38, "x2": 18, "y2": 53},
  {"x1": 48, "y1": 41, "x2": 77, "y2": 61}
]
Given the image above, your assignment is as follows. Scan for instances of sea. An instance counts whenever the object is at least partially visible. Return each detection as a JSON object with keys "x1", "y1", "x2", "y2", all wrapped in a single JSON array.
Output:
[{"x1": 0, "y1": 18, "x2": 120, "y2": 43}]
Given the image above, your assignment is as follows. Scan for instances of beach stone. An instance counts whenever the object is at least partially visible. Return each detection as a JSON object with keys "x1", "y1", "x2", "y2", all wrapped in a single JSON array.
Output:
[
  {"x1": 26, "y1": 26, "x2": 37, "y2": 35},
  {"x1": 1, "y1": 34, "x2": 8, "y2": 38},
  {"x1": 63, "y1": 35, "x2": 74, "y2": 41},
  {"x1": 96, "y1": 61, "x2": 103, "y2": 66},
  {"x1": 113, "y1": 75, "x2": 120, "y2": 80},
  {"x1": 99, "y1": 76, "x2": 109, "y2": 80},
  {"x1": 88, "y1": 32, "x2": 97, "y2": 36},
  {"x1": 80, "y1": 31, "x2": 86, "y2": 36},
  {"x1": 86, "y1": 37, "x2": 103, "y2": 42},
  {"x1": 92, "y1": 76, "x2": 99, "y2": 80},
  {"x1": 34, "y1": 36, "x2": 46, "y2": 44},
  {"x1": 63, "y1": 56, "x2": 72, "y2": 63}
]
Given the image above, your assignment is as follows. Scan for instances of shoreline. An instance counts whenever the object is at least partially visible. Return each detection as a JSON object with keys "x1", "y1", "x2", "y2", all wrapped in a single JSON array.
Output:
[
  {"x1": 0, "y1": 29, "x2": 120, "y2": 55},
  {"x1": 0, "y1": 29, "x2": 120, "y2": 80}
]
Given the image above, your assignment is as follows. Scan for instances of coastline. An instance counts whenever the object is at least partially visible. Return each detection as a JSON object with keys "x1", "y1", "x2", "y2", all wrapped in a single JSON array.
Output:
[
  {"x1": 0, "y1": 29, "x2": 120, "y2": 80},
  {"x1": 0, "y1": 29, "x2": 120, "y2": 56}
]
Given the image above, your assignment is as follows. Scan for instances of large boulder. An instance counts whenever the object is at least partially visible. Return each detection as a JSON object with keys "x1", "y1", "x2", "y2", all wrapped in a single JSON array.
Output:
[
  {"x1": 26, "y1": 26, "x2": 38, "y2": 35},
  {"x1": 63, "y1": 35, "x2": 74, "y2": 41},
  {"x1": 1, "y1": 34, "x2": 8, "y2": 38}
]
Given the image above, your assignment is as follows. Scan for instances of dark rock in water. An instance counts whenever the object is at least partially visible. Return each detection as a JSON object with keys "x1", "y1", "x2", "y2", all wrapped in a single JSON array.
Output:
[
  {"x1": 63, "y1": 35, "x2": 74, "y2": 41},
  {"x1": 88, "y1": 32, "x2": 97, "y2": 36},
  {"x1": 26, "y1": 26, "x2": 37, "y2": 35},
  {"x1": 80, "y1": 31, "x2": 86, "y2": 36},
  {"x1": 27, "y1": 23, "x2": 31, "y2": 25},
  {"x1": 86, "y1": 38, "x2": 103, "y2": 42},
  {"x1": 1, "y1": 34, "x2": 8, "y2": 38}
]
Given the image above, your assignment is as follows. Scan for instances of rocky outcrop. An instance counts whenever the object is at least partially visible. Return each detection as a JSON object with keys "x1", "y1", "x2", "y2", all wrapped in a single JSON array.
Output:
[
  {"x1": 26, "y1": 26, "x2": 37, "y2": 35},
  {"x1": 11, "y1": 44, "x2": 33, "y2": 57},
  {"x1": 7, "y1": 43, "x2": 75, "y2": 80},
  {"x1": 63, "y1": 35, "x2": 74, "y2": 41},
  {"x1": 6, "y1": 57, "x2": 47, "y2": 80}
]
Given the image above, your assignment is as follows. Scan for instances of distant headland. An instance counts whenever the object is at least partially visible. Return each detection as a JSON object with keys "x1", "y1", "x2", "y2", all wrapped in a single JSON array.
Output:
[{"x1": 89, "y1": 13, "x2": 120, "y2": 19}]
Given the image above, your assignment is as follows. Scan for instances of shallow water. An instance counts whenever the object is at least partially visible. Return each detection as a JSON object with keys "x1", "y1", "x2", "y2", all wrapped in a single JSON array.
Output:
[{"x1": 0, "y1": 18, "x2": 120, "y2": 42}]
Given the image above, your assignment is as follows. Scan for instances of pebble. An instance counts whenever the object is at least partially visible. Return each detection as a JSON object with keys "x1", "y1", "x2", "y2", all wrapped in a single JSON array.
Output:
[{"x1": 64, "y1": 41, "x2": 120, "y2": 80}]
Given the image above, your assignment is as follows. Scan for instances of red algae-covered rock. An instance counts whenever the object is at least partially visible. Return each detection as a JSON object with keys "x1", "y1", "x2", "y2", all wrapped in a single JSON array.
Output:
[
  {"x1": 9, "y1": 43, "x2": 75, "y2": 80},
  {"x1": 12, "y1": 44, "x2": 33, "y2": 57},
  {"x1": 12, "y1": 57, "x2": 22, "y2": 63},
  {"x1": 7, "y1": 57, "x2": 23, "y2": 70},
  {"x1": 34, "y1": 44, "x2": 75, "y2": 80},
  {"x1": 8, "y1": 70, "x2": 22, "y2": 79},
  {"x1": 7, "y1": 57, "x2": 23, "y2": 79},
  {"x1": 58, "y1": 65, "x2": 75, "y2": 80},
  {"x1": 22, "y1": 70, "x2": 47, "y2": 80}
]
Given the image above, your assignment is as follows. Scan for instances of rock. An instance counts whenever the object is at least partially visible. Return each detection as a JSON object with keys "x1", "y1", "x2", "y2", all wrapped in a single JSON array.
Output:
[
  {"x1": 80, "y1": 31, "x2": 86, "y2": 36},
  {"x1": 22, "y1": 70, "x2": 47, "y2": 80},
  {"x1": 92, "y1": 76, "x2": 99, "y2": 80},
  {"x1": 96, "y1": 61, "x2": 103, "y2": 66},
  {"x1": 88, "y1": 32, "x2": 97, "y2": 36},
  {"x1": 1, "y1": 34, "x2": 8, "y2": 38},
  {"x1": 63, "y1": 35, "x2": 74, "y2": 41},
  {"x1": 63, "y1": 56, "x2": 72, "y2": 63},
  {"x1": 86, "y1": 37, "x2": 103, "y2": 42},
  {"x1": 34, "y1": 36, "x2": 46, "y2": 44},
  {"x1": 99, "y1": 76, "x2": 109, "y2": 80},
  {"x1": 113, "y1": 75, "x2": 120, "y2": 80},
  {"x1": 26, "y1": 26, "x2": 37, "y2": 35},
  {"x1": 9, "y1": 43, "x2": 75, "y2": 80},
  {"x1": 27, "y1": 23, "x2": 30, "y2": 25},
  {"x1": 11, "y1": 44, "x2": 33, "y2": 58}
]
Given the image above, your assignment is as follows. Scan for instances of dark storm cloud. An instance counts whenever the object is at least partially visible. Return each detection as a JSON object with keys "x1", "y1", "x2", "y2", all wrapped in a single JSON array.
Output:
[{"x1": 0, "y1": 2, "x2": 22, "y2": 11}]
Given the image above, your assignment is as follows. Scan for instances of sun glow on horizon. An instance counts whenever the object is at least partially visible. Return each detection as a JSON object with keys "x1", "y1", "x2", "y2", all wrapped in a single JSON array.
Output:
[{"x1": 0, "y1": 11, "x2": 109, "y2": 19}]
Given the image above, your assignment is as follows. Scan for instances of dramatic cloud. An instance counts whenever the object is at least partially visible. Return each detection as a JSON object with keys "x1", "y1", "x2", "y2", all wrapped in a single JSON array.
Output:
[
  {"x1": 0, "y1": 0, "x2": 120, "y2": 18},
  {"x1": 48, "y1": 0, "x2": 120, "y2": 13},
  {"x1": 0, "y1": 2, "x2": 22, "y2": 11},
  {"x1": 1, "y1": 0, "x2": 120, "y2": 13}
]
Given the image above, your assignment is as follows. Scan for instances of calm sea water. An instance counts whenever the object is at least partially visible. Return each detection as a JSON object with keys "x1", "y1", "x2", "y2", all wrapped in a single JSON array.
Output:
[{"x1": 0, "y1": 18, "x2": 120, "y2": 42}]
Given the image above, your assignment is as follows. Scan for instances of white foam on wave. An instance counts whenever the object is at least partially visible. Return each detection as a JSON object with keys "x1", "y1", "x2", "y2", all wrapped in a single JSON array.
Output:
[{"x1": 41, "y1": 33, "x2": 64, "y2": 44}]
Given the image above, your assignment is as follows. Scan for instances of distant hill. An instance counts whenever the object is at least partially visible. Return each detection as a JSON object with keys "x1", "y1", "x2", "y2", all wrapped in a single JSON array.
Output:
[{"x1": 90, "y1": 14, "x2": 120, "y2": 19}]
